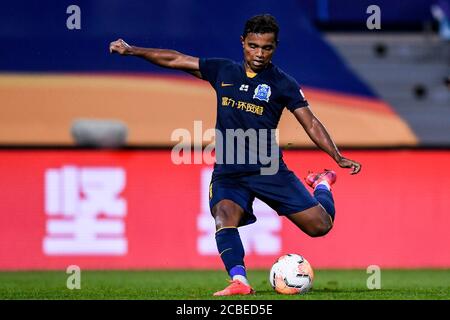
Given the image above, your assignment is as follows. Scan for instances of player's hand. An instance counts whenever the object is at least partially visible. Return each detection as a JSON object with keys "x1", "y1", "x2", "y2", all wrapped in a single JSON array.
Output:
[
  {"x1": 109, "y1": 39, "x2": 133, "y2": 55},
  {"x1": 337, "y1": 157, "x2": 362, "y2": 175}
]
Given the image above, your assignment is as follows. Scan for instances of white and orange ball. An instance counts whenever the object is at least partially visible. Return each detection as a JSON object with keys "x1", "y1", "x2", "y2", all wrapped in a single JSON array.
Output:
[{"x1": 269, "y1": 254, "x2": 314, "y2": 294}]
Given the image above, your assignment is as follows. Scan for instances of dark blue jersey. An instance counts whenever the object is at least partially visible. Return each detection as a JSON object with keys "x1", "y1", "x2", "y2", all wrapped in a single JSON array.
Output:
[{"x1": 199, "y1": 58, "x2": 309, "y2": 175}]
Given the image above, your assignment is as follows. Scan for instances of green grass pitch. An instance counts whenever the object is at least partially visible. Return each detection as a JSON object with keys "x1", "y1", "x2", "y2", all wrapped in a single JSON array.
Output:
[{"x1": 0, "y1": 269, "x2": 449, "y2": 300}]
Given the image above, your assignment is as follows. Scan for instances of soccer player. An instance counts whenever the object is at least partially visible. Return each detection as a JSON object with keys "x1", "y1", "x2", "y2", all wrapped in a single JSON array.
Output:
[{"x1": 110, "y1": 14, "x2": 361, "y2": 296}]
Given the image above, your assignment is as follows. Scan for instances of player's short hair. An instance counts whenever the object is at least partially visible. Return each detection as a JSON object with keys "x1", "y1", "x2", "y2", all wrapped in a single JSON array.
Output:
[{"x1": 243, "y1": 14, "x2": 279, "y2": 43}]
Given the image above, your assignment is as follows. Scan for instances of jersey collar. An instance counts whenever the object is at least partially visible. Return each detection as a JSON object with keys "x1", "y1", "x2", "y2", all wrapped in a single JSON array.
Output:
[{"x1": 241, "y1": 61, "x2": 273, "y2": 80}]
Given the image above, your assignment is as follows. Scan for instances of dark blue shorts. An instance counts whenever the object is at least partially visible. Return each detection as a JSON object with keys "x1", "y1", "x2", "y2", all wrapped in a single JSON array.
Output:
[{"x1": 209, "y1": 164, "x2": 319, "y2": 226}]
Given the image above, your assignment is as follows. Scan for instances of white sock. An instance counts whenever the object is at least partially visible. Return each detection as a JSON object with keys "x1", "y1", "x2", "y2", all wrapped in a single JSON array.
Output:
[
  {"x1": 316, "y1": 180, "x2": 331, "y2": 191},
  {"x1": 232, "y1": 275, "x2": 250, "y2": 286}
]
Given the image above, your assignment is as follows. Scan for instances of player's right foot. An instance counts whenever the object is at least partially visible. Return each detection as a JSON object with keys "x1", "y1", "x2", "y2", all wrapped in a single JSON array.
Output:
[
  {"x1": 213, "y1": 280, "x2": 255, "y2": 296},
  {"x1": 305, "y1": 170, "x2": 337, "y2": 189}
]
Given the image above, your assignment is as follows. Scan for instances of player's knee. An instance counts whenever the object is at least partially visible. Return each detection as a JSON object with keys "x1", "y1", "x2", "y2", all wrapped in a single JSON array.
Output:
[
  {"x1": 306, "y1": 218, "x2": 332, "y2": 238},
  {"x1": 212, "y1": 201, "x2": 241, "y2": 228}
]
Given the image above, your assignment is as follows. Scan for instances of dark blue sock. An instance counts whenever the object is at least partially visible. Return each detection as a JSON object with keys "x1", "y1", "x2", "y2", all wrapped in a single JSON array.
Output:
[
  {"x1": 314, "y1": 185, "x2": 336, "y2": 221},
  {"x1": 215, "y1": 228, "x2": 246, "y2": 277}
]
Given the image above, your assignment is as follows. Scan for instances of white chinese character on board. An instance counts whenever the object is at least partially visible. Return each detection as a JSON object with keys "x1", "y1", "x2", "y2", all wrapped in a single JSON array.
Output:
[
  {"x1": 43, "y1": 166, "x2": 127, "y2": 255},
  {"x1": 197, "y1": 168, "x2": 281, "y2": 255}
]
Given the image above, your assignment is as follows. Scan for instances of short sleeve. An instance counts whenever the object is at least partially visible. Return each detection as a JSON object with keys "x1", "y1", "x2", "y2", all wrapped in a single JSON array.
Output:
[
  {"x1": 285, "y1": 79, "x2": 309, "y2": 112},
  {"x1": 199, "y1": 58, "x2": 231, "y2": 88}
]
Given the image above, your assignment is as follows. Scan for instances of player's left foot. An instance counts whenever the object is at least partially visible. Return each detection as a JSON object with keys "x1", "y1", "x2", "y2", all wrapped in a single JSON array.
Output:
[
  {"x1": 305, "y1": 169, "x2": 337, "y2": 189},
  {"x1": 213, "y1": 279, "x2": 255, "y2": 296}
]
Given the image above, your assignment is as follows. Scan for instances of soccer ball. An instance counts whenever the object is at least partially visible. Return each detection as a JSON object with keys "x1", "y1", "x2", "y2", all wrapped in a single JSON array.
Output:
[{"x1": 269, "y1": 253, "x2": 314, "y2": 294}]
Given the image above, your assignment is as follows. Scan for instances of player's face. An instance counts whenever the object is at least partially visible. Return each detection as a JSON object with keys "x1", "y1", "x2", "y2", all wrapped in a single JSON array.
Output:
[{"x1": 241, "y1": 32, "x2": 277, "y2": 72}]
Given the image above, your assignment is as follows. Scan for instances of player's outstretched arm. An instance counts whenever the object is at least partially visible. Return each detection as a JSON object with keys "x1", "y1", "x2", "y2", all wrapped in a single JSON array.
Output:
[
  {"x1": 293, "y1": 106, "x2": 362, "y2": 175},
  {"x1": 109, "y1": 39, "x2": 202, "y2": 79}
]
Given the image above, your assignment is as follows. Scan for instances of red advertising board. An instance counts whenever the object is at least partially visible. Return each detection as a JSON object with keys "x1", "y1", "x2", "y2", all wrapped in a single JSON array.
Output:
[{"x1": 0, "y1": 150, "x2": 449, "y2": 270}]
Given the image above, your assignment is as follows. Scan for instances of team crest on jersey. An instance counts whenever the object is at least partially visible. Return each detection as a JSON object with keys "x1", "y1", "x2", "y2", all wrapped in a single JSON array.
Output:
[{"x1": 253, "y1": 84, "x2": 271, "y2": 102}]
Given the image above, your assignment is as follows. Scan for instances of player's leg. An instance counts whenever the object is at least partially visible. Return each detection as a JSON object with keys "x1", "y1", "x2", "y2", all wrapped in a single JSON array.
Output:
[
  {"x1": 287, "y1": 170, "x2": 336, "y2": 237},
  {"x1": 209, "y1": 178, "x2": 256, "y2": 296},
  {"x1": 212, "y1": 200, "x2": 246, "y2": 281},
  {"x1": 286, "y1": 204, "x2": 333, "y2": 237},
  {"x1": 212, "y1": 199, "x2": 245, "y2": 229},
  {"x1": 244, "y1": 166, "x2": 336, "y2": 238}
]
